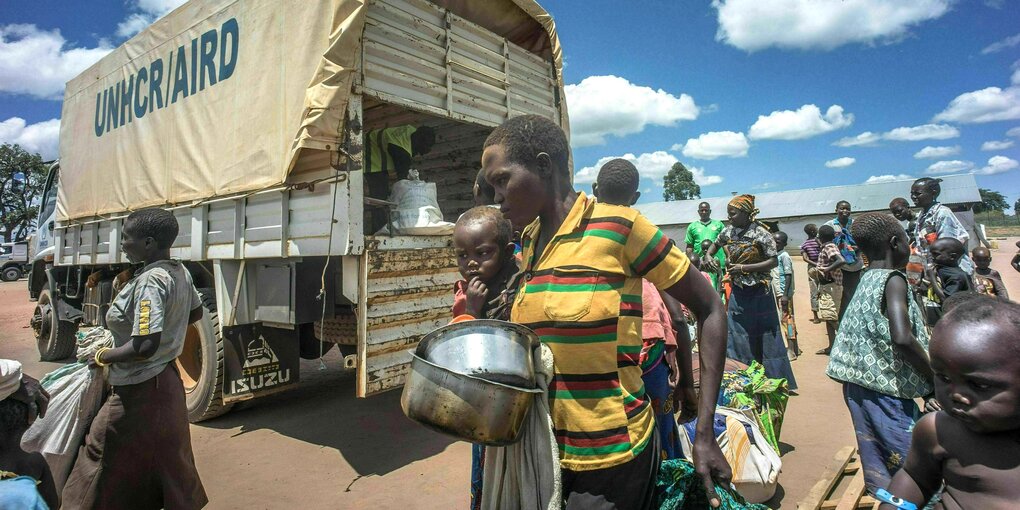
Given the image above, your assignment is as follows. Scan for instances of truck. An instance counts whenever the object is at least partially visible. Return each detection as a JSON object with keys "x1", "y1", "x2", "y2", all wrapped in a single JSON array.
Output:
[
  {"x1": 28, "y1": 0, "x2": 567, "y2": 422},
  {"x1": 1, "y1": 241, "x2": 30, "y2": 281}
]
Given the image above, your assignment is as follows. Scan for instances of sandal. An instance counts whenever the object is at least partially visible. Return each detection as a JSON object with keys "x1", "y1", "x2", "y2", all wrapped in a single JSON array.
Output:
[{"x1": 816, "y1": 348, "x2": 831, "y2": 355}]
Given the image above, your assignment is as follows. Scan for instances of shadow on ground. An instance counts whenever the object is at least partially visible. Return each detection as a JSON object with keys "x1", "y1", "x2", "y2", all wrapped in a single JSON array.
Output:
[{"x1": 196, "y1": 350, "x2": 457, "y2": 477}]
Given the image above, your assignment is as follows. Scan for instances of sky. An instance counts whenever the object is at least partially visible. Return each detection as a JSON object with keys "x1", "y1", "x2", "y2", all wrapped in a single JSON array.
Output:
[{"x1": 1, "y1": 0, "x2": 1019, "y2": 208}]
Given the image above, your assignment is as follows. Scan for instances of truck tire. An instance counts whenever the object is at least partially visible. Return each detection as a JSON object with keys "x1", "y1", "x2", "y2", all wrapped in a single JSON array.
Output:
[
  {"x1": 2, "y1": 266, "x2": 21, "y2": 282},
  {"x1": 32, "y1": 289, "x2": 77, "y2": 361},
  {"x1": 176, "y1": 288, "x2": 233, "y2": 422},
  {"x1": 298, "y1": 323, "x2": 334, "y2": 360}
]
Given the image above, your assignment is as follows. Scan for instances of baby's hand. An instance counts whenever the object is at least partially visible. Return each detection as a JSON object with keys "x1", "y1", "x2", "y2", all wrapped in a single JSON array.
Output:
[{"x1": 465, "y1": 277, "x2": 489, "y2": 318}]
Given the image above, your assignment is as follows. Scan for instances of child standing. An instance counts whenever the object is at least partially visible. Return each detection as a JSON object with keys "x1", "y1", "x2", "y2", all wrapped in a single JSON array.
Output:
[
  {"x1": 0, "y1": 360, "x2": 58, "y2": 510},
  {"x1": 971, "y1": 247, "x2": 1009, "y2": 299},
  {"x1": 814, "y1": 225, "x2": 844, "y2": 355},
  {"x1": 826, "y1": 213, "x2": 936, "y2": 495},
  {"x1": 879, "y1": 295, "x2": 1020, "y2": 510},
  {"x1": 451, "y1": 206, "x2": 519, "y2": 510},
  {"x1": 771, "y1": 232, "x2": 799, "y2": 360},
  {"x1": 800, "y1": 224, "x2": 822, "y2": 323}
]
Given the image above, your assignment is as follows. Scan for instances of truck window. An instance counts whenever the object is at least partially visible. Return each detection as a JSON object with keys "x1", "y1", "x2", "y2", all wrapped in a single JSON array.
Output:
[{"x1": 37, "y1": 168, "x2": 59, "y2": 225}]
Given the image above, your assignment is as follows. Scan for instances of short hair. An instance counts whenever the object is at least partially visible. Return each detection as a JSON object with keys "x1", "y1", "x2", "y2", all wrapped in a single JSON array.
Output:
[
  {"x1": 913, "y1": 177, "x2": 942, "y2": 196},
  {"x1": 700, "y1": 239, "x2": 713, "y2": 250},
  {"x1": 125, "y1": 208, "x2": 179, "y2": 249},
  {"x1": 817, "y1": 224, "x2": 835, "y2": 241},
  {"x1": 595, "y1": 159, "x2": 639, "y2": 205},
  {"x1": 972, "y1": 246, "x2": 990, "y2": 258},
  {"x1": 889, "y1": 197, "x2": 909, "y2": 208},
  {"x1": 413, "y1": 126, "x2": 436, "y2": 145},
  {"x1": 849, "y1": 212, "x2": 904, "y2": 259},
  {"x1": 455, "y1": 206, "x2": 513, "y2": 250},
  {"x1": 940, "y1": 294, "x2": 1020, "y2": 353},
  {"x1": 773, "y1": 231, "x2": 788, "y2": 245},
  {"x1": 836, "y1": 200, "x2": 851, "y2": 210},
  {"x1": 0, "y1": 399, "x2": 29, "y2": 435},
  {"x1": 803, "y1": 223, "x2": 817, "y2": 235},
  {"x1": 698, "y1": 202, "x2": 710, "y2": 209},
  {"x1": 932, "y1": 237, "x2": 965, "y2": 257},
  {"x1": 474, "y1": 167, "x2": 495, "y2": 206},
  {"x1": 483, "y1": 115, "x2": 569, "y2": 179}
]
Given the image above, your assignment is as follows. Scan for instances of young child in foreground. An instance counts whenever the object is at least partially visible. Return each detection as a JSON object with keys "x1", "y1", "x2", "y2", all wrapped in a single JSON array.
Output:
[
  {"x1": 450, "y1": 206, "x2": 519, "y2": 510},
  {"x1": 814, "y1": 225, "x2": 844, "y2": 355},
  {"x1": 0, "y1": 360, "x2": 58, "y2": 510},
  {"x1": 825, "y1": 213, "x2": 936, "y2": 495},
  {"x1": 879, "y1": 294, "x2": 1020, "y2": 510},
  {"x1": 971, "y1": 247, "x2": 1009, "y2": 299}
]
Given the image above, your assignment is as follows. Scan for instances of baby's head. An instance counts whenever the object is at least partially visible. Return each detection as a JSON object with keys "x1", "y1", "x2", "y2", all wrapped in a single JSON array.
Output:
[
  {"x1": 850, "y1": 212, "x2": 910, "y2": 268},
  {"x1": 930, "y1": 237, "x2": 965, "y2": 268},
  {"x1": 699, "y1": 239, "x2": 713, "y2": 255},
  {"x1": 0, "y1": 399, "x2": 30, "y2": 443},
  {"x1": 817, "y1": 224, "x2": 836, "y2": 244},
  {"x1": 971, "y1": 246, "x2": 992, "y2": 270},
  {"x1": 592, "y1": 159, "x2": 640, "y2": 206},
  {"x1": 931, "y1": 295, "x2": 1020, "y2": 434},
  {"x1": 689, "y1": 252, "x2": 702, "y2": 271},
  {"x1": 453, "y1": 206, "x2": 515, "y2": 283}
]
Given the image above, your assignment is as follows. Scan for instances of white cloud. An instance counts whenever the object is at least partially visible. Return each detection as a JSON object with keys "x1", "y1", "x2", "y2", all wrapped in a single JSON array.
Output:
[
  {"x1": 833, "y1": 132, "x2": 882, "y2": 147},
  {"x1": 976, "y1": 155, "x2": 1019, "y2": 175},
  {"x1": 0, "y1": 24, "x2": 112, "y2": 100},
  {"x1": 981, "y1": 33, "x2": 1020, "y2": 54},
  {"x1": 1008, "y1": 126, "x2": 1020, "y2": 138},
  {"x1": 712, "y1": 0, "x2": 951, "y2": 52},
  {"x1": 676, "y1": 131, "x2": 749, "y2": 160},
  {"x1": 926, "y1": 160, "x2": 975, "y2": 174},
  {"x1": 575, "y1": 151, "x2": 723, "y2": 187},
  {"x1": 884, "y1": 123, "x2": 960, "y2": 141},
  {"x1": 825, "y1": 157, "x2": 856, "y2": 168},
  {"x1": 981, "y1": 140, "x2": 1015, "y2": 151},
  {"x1": 565, "y1": 75, "x2": 700, "y2": 147},
  {"x1": 748, "y1": 104, "x2": 853, "y2": 141},
  {"x1": 0, "y1": 117, "x2": 61, "y2": 160},
  {"x1": 865, "y1": 174, "x2": 914, "y2": 184},
  {"x1": 913, "y1": 145, "x2": 960, "y2": 159},
  {"x1": 934, "y1": 85, "x2": 1020, "y2": 124},
  {"x1": 116, "y1": 0, "x2": 187, "y2": 38}
]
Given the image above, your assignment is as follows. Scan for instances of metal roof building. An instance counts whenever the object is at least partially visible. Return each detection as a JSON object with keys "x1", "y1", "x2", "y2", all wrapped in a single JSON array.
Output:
[{"x1": 634, "y1": 174, "x2": 982, "y2": 252}]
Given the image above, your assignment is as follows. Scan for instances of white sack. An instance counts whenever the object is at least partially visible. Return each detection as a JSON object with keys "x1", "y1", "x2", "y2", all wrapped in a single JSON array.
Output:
[{"x1": 382, "y1": 177, "x2": 454, "y2": 236}]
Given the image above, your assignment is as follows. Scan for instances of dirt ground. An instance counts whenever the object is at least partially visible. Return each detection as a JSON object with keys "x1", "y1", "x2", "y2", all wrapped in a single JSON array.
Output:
[{"x1": 0, "y1": 238, "x2": 1017, "y2": 509}]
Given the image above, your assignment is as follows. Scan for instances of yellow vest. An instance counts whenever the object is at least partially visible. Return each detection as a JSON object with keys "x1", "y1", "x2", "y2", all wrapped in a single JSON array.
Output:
[{"x1": 365, "y1": 125, "x2": 417, "y2": 178}]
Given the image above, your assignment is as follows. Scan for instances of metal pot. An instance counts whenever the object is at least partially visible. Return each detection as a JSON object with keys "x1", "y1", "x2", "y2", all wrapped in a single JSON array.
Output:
[
  {"x1": 415, "y1": 319, "x2": 540, "y2": 388},
  {"x1": 401, "y1": 354, "x2": 542, "y2": 445}
]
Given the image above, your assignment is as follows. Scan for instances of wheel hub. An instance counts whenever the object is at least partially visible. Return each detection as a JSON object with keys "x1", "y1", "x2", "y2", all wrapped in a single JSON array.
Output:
[{"x1": 31, "y1": 303, "x2": 51, "y2": 339}]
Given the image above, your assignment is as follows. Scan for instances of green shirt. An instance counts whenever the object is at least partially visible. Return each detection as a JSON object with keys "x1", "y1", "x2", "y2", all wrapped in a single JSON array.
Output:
[{"x1": 685, "y1": 219, "x2": 726, "y2": 290}]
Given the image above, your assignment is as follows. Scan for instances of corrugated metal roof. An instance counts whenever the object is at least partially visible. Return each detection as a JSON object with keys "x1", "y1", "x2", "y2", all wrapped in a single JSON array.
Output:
[{"x1": 635, "y1": 174, "x2": 981, "y2": 227}]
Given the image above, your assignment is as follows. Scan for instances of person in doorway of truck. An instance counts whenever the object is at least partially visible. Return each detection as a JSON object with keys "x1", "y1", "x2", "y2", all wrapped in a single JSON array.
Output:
[
  {"x1": 364, "y1": 125, "x2": 437, "y2": 232},
  {"x1": 814, "y1": 225, "x2": 845, "y2": 356},
  {"x1": 483, "y1": 115, "x2": 731, "y2": 509},
  {"x1": 971, "y1": 247, "x2": 1009, "y2": 300},
  {"x1": 889, "y1": 197, "x2": 917, "y2": 245},
  {"x1": 449, "y1": 206, "x2": 519, "y2": 510},
  {"x1": 593, "y1": 158, "x2": 697, "y2": 459},
  {"x1": 685, "y1": 202, "x2": 726, "y2": 292},
  {"x1": 0, "y1": 359, "x2": 57, "y2": 510},
  {"x1": 911, "y1": 177, "x2": 974, "y2": 276},
  {"x1": 826, "y1": 212, "x2": 936, "y2": 497},
  {"x1": 771, "y1": 232, "x2": 800, "y2": 361},
  {"x1": 800, "y1": 223, "x2": 822, "y2": 323},
  {"x1": 826, "y1": 201, "x2": 865, "y2": 322},
  {"x1": 703, "y1": 195, "x2": 798, "y2": 392},
  {"x1": 63, "y1": 208, "x2": 208, "y2": 510}
]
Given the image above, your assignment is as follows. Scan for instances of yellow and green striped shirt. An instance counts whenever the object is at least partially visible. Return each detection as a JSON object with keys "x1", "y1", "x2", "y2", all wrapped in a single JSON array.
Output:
[{"x1": 511, "y1": 193, "x2": 690, "y2": 471}]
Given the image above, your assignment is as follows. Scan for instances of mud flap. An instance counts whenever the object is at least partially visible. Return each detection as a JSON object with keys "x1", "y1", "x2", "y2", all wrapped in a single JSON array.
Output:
[{"x1": 222, "y1": 323, "x2": 300, "y2": 403}]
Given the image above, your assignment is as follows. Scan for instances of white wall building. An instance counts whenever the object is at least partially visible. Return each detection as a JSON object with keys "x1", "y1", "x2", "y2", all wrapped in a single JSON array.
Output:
[{"x1": 634, "y1": 174, "x2": 982, "y2": 254}]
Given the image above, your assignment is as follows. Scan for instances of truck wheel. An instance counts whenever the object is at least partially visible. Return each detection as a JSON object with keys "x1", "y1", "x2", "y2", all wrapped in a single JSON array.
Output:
[
  {"x1": 177, "y1": 288, "x2": 233, "y2": 422},
  {"x1": 298, "y1": 323, "x2": 334, "y2": 360},
  {"x1": 2, "y1": 266, "x2": 21, "y2": 282},
  {"x1": 32, "y1": 289, "x2": 77, "y2": 361}
]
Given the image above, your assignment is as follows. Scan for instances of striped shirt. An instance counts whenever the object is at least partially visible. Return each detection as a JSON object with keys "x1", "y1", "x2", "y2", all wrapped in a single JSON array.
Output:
[{"x1": 511, "y1": 193, "x2": 690, "y2": 471}]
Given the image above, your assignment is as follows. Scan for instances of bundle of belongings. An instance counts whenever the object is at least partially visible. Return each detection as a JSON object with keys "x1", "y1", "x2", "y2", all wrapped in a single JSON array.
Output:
[
  {"x1": 379, "y1": 169, "x2": 454, "y2": 235},
  {"x1": 656, "y1": 458, "x2": 770, "y2": 510},
  {"x1": 677, "y1": 361, "x2": 788, "y2": 503},
  {"x1": 21, "y1": 328, "x2": 112, "y2": 490}
]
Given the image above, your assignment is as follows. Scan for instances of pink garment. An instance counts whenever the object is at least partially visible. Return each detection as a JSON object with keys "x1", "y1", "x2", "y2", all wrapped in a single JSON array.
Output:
[{"x1": 641, "y1": 280, "x2": 677, "y2": 349}]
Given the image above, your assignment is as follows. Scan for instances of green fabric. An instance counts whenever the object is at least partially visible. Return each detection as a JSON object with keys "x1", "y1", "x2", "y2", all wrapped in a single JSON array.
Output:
[
  {"x1": 826, "y1": 269, "x2": 933, "y2": 399},
  {"x1": 717, "y1": 361, "x2": 789, "y2": 454},
  {"x1": 656, "y1": 459, "x2": 769, "y2": 510},
  {"x1": 365, "y1": 125, "x2": 416, "y2": 176},
  {"x1": 685, "y1": 220, "x2": 726, "y2": 290}
]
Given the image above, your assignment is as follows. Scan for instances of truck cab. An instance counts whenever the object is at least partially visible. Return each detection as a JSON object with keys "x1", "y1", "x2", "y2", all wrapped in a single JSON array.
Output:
[{"x1": 0, "y1": 241, "x2": 30, "y2": 281}]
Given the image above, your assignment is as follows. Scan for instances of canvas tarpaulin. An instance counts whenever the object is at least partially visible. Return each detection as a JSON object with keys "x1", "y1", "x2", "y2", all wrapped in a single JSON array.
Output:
[{"x1": 57, "y1": 0, "x2": 566, "y2": 222}]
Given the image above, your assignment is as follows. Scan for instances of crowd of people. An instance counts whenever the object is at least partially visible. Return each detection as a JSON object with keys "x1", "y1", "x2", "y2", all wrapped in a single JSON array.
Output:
[{"x1": 3, "y1": 113, "x2": 1018, "y2": 510}]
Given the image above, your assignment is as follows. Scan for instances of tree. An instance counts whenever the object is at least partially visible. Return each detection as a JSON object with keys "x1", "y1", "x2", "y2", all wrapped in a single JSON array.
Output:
[
  {"x1": 0, "y1": 144, "x2": 48, "y2": 243},
  {"x1": 662, "y1": 162, "x2": 700, "y2": 201},
  {"x1": 973, "y1": 188, "x2": 1008, "y2": 214}
]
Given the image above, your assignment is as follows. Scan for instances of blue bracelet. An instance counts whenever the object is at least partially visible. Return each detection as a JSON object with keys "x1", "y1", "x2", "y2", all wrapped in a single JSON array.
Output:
[{"x1": 874, "y1": 489, "x2": 918, "y2": 510}]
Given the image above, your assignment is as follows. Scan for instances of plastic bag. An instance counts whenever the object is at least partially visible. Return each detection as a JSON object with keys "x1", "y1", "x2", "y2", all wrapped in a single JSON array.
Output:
[
  {"x1": 678, "y1": 407, "x2": 782, "y2": 504},
  {"x1": 656, "y1": 458, "x2": 770, "y2": 509},
  {"x1": 716, "y1": 361, "x2": 789, "y2": 453},
  {"x1": 21, "y1": 363, "x2": 106, "y2": 491},
  {"x1": 382, "y1": 172, "x2": 454, "y2": 235}
]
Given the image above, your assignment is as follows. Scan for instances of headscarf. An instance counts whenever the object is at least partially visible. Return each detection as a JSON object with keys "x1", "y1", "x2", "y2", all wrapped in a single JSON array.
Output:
[
  {"x1": 0, "y1": 359, "x2": 23, "y2": 401},
  {"x1": 728, "y1": 194, "x2": 759, "y2": 221}
]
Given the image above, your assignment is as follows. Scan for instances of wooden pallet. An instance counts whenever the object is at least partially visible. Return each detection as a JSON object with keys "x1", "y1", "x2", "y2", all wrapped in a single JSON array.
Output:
[{"x1": 798, "y1": 446, "x2": 880, "y2": 510}]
